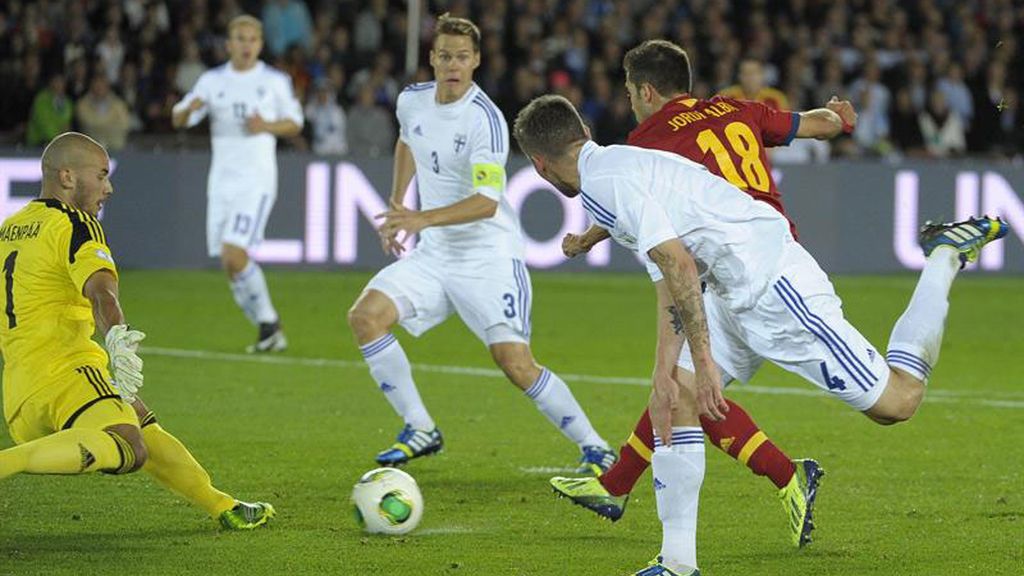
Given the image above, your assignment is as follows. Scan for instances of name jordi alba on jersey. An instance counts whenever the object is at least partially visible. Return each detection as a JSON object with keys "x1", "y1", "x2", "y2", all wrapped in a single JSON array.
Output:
[{"x1": 396, "y1": 82, "x2": 524, "y2": 262}]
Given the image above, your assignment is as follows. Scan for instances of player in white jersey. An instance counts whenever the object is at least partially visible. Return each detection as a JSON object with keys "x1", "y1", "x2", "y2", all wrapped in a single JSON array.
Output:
[
  {"x1": 171, "y1": 15, "x2": 303, "y2": 353},
  {"x1": 512, "y1": 95, "x2": 1008, "y2": 576},
  {"x1": 346, "y1": 15, "x2": 614, "y2": 473}
]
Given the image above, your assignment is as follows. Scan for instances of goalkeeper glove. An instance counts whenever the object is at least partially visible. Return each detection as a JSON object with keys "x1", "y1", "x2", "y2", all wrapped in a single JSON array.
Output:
[{"x1": 105, "y1": 324, "x2": 146, "y2": 403}]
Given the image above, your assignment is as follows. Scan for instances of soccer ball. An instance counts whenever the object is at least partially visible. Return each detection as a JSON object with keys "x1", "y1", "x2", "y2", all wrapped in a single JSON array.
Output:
[{"x1": 351, "y1": 467, "x2": 424, "y2": 535}]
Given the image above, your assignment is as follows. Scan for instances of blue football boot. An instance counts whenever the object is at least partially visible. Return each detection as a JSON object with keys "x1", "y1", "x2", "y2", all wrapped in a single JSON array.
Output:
[
  {"x1": 375, "y1": 424, "x2": 444, "y2": 466},
  {"x1": 575, "y1": 445, "x2": 618, "y2": 476},
  {"x1": 920, "y1": 215, "x2": 1009, "y2": 268}
]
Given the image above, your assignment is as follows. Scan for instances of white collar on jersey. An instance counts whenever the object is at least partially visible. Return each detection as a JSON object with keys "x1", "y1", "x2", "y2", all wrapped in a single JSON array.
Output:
[
  {"x1": 577, "y1": 140, "x2": 600, "y2": 176},
  {"x1": 226, "y1": 60, "x2": 266, "y2": 77},
  {"x1": 431, "y1": 82, "x2": 480, "y2": 112}
]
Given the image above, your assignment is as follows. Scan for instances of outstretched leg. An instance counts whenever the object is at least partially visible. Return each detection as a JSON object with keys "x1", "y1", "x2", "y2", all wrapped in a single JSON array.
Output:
[
  {"x1": 868, "y1": 216, "x2": 1008, "y2": 423},
  {"x1": 2, "y1": 398, "x2": 146, "y2": 480},
  {"x1": 0, "y1": 423, "x2": 145, "y2": 479},
  {"x1": 490, "y1": 341, "x2": 613, "y2": 473},
  {"x1": 132, "y1": 401, "x2": 274, "y2": 529}
]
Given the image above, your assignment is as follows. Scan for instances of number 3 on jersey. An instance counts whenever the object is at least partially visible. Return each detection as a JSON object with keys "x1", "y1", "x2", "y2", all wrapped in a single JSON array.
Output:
[
  {"x1": 696, "y1": 121, "x2": 771, "y2": 193},
  {"x1": 502, "y1": 293, "x2": 516, "y2": 318},
  {"x1": 430, "y1": 151, "x2": 440, "y2": 173}
]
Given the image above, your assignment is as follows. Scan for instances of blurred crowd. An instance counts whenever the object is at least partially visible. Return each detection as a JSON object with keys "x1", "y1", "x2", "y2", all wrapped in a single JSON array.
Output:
[{"x1": 1, "y1": 0, "x2": 1022, "y2": 161}]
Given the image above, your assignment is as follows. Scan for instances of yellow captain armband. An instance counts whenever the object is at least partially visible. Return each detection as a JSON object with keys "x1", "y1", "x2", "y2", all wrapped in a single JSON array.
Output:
[{"x1": 472, "y1": 163, "x2": 506, "y2": 193}]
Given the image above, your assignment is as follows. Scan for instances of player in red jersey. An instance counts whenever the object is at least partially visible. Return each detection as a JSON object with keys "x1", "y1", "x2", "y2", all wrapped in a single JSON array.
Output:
[{"x1": 550, "y1": 39, "x2": 857, "y2": 549}]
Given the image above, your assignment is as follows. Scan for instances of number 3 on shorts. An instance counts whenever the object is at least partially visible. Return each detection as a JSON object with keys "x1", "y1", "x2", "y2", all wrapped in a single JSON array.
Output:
[{"x1": 502, "y1": 293, "x2": 516, "y2": 318}]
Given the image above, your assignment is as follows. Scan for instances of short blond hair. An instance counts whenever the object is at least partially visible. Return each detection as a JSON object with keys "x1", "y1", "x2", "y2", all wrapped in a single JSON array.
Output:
[
  {"x1": 228, "y1": 14, "x2": 263, "y2": 36},
  {"x1": 434, "y1": 13, "x2": 480, "y2": 52}
]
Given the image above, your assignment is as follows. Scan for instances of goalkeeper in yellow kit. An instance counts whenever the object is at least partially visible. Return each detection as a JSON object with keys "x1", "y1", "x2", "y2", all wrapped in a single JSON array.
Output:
[{"x1": 0, "y1": 132, "x2": 274, "y2": 530}]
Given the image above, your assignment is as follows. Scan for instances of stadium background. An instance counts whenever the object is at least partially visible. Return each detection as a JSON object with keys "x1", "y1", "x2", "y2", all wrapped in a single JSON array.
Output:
[
  {"x1": 0, "y1": 0, "x2": 1022, "y2": 273},
  {"x1": 0, "y1": 2, "x2": 1023, "y2": 576}
]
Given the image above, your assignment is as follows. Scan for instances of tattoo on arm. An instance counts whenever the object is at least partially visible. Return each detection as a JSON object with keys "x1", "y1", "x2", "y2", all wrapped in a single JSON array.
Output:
[
  {"x1": 666, "y1": 305, "x2": 684, "y2": 335},
  {"x1": 650, "y1": 244, "x2": 711, "y2": 358}
]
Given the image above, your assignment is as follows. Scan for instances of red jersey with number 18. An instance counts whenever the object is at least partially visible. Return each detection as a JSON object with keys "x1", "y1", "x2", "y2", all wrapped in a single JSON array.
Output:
[{"x1": 627, "y1": 95, "x2": 800, "y2": 238}]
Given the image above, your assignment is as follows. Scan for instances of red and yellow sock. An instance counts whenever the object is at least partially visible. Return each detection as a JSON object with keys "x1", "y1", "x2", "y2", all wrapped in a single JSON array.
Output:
[
  {"x1": 700, "y1": 399, "x2": 795, "y2": 489},
  {"x1": 598, "y1": 399, "x2": 796, "y2": 496},
  {"x1": 598, "y1": 409, "x2": 654, "y2": 496}
]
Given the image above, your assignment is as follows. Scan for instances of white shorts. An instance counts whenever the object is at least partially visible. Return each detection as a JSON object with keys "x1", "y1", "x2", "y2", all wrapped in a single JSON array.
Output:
[
  {"x1": 206, "y1": 190, "x2": 275, "y2": 257},
  {"x1": 677, "y1": 242, "x2": 889, "y2": 412},
  {"x1": 365, "y1": 251, "x2": 532, "y2": 345}
]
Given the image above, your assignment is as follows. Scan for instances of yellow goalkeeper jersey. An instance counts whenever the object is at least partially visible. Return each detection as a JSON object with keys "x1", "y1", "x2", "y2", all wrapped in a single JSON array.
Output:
[{"x1": 0, "y1": 198, "x2": 118, "y2": 419}]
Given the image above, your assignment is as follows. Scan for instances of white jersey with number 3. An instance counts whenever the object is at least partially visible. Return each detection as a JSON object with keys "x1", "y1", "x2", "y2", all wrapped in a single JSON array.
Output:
[
  {"x1": 396, "y1": 82, "x2": 524, "y2": 263},
  {"x1": 173, "y1": 61, "x2": 303, "y2": 195}
]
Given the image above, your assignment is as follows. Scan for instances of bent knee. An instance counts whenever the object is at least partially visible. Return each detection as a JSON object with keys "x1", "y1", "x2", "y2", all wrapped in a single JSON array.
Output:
[
  {"x1": 105, "y1": 428, "x2": 148, "y2": 473},
  {"x1": 220, "y1": 243, "x2": 247, "y2": 276},
  {"x1": 497, "y1": 359, "x2": 536, "y2": 383},
  {"x1": 491, "y1": 349, "x2": 538, "y2": 384},
  {"x1": 867, "y1": 378, "x2": 924, "y2": 425},
  {"x1": 347, "y1": 303, "x2": 384, "y2": 336}
]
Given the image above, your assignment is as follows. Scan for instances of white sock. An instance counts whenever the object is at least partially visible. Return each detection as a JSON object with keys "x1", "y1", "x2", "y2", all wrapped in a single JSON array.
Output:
[
  {"x1": 360, "y1": 334, "x2": 435, "y2": 431},
  {"x1": 887, "y1": 248, "x2": 960, "y2": 381},
  {"x1": 653, "y1": 427, "x2": 705, "y2": 573},
  {"x1": 231, "y1": 261, "x2": 278, "y2": 325},
  {"x1": 229, "y1": 267, "x2": 259, "y2": 325},
  {"x1": 524, "y1": 368, "x2": 607, "y2": 449}
]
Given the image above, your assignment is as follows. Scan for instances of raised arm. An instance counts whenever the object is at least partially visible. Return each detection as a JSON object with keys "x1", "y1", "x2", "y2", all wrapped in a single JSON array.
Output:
[
  {"x1": 647, "y1": 238, "x2": 727, "y2": 422},
  {"x1": 411, "y1": 193, "x2": 498, "y2": 225},
  {"x1": 796, "y1": 97, "x2": 857, "y2": 140},
  {"x1": 376, "y1": 98, "x2": 506, "y2": 254},
  {"x1": 562, "y1": 224, "x2": 612, "y2": 258},
  {"x1": 376, "y1": 192, "x2": 499, "y2": 254},
  {"x1": 171, "y1": 97, "x2": 204, "y2": 129},
  {"x1": 247, "y1": 76, "x2": 304, "y2": 137}
]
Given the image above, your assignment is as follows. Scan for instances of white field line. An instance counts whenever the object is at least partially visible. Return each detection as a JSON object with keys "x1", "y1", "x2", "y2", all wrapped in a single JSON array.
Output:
[
  {"x1": 140, "y1": 346, "x2": 1024, "y2": 410},
  {"x1": 518, "y1": 466, "x2": 578, "y2": 474},
  {"x1": 415, "y1": 527, "x2": 480, "y2": 536}
]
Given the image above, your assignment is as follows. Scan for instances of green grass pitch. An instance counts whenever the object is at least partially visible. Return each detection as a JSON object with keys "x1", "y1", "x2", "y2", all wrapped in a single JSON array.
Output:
[{"x1": 1, "y1": 270, "x2": 1021, "y2": 575}]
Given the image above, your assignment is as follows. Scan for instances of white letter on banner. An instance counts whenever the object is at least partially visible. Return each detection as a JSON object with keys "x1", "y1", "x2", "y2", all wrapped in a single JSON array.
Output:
[
  {"x1": 893, "y1": 170, "x2": 925, "y2": 269},
  {"x1": 0, "y1": 159, "x2": 40, "y2": 219},
  {"x1": 303, "y1": 162, "x2": 330, "y2": 263},
  {"x1": 335, "y1": 162, "x2": 389, "y2": 264},
  {"x1": 506, "y1": 166, "x2": 609, "y2": 268},
  {"x1": 980, "y1": 171, "x2": 1024, "y2": 270},
  {"x1": 954, "y1": 172, "x2": 980, "y2": 271},
  {"x1": 0, "y1": 158, "x2": 118, "y2": 221}
]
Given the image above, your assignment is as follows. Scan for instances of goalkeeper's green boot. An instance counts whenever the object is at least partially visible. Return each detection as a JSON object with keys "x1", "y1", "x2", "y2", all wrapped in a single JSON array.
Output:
[
  {"x1": 219, "y1": 501, "x2": 276, "y2": 530},
  {"x1": 549, "y1": 475, "x2": 628, "y2": 522}
]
